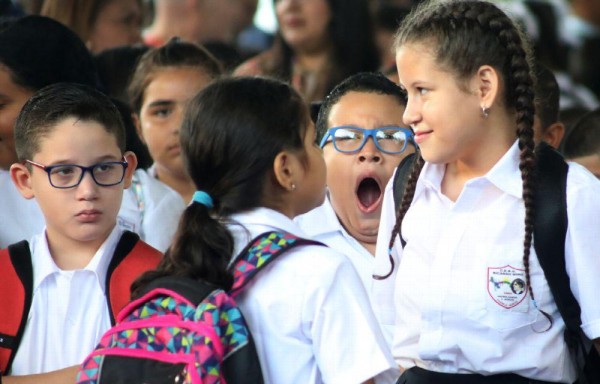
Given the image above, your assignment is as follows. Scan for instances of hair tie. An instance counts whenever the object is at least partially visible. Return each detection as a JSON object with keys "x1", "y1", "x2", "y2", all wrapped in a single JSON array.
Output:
[{"x1": 192, "y1": 190, "x2": 213, "y2": 209}]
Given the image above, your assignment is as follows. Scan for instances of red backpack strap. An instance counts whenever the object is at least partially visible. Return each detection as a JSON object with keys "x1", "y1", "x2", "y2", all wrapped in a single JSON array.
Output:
[
  {"x1": 0, "y1": 241, "x2": 33, "y2": 374},
  {"x1": 105, "y1": 231, "x2": 162, "y2": 324},
  {"x1": 229, "y1": 231, "x2": 324, "y2": 298}
]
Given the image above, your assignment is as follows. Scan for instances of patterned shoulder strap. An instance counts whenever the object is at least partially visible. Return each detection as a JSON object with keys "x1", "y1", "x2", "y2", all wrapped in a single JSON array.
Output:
[{"x1": 229, "y1": 231, "x2": 323, "y2": 297}]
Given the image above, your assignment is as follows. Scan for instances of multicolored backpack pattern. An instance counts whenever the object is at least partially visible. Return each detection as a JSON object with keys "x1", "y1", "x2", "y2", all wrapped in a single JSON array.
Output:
[{"x1": 76, "y1": 231, "x2": 322, "y2": 384}]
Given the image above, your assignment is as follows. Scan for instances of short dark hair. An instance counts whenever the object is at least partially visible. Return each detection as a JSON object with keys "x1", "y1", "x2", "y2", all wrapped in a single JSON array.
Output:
[
  {"x1": 0, "y1": 15, "x2": 98, "y2": 92},
  {"x1": 534, "y1": 64, "x2": 560, "y2": 132},
  {"x1": 15, "y1": 83, "x2": 126, "y2": 161},
  {"x1": 316, "y1": 72, "x2": 407, "y2": 141},
  {"x1": 564, "y1": 107, "x2": 600, "y2": 158},
  {"x1": 128, "y1": 38, "x2": 223, "y2": 113}
]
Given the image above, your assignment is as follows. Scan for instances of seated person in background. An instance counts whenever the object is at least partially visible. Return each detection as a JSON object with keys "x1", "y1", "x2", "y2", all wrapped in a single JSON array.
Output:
[
  {"x1": 296, "y1": 72, "x2": 414, "y2": 290},
  {"x1": 3, "y1": 83, "x2": 162, "y2": 383},
  {"x1": 564, "y1": 107, "x2": 600, "y2": 178},
  {"x1": 533, "y1": 64, "x2": 566, "y2": 149},
  {"x1": 0, "y1": 16, "x2": 182, "y2": 251}
]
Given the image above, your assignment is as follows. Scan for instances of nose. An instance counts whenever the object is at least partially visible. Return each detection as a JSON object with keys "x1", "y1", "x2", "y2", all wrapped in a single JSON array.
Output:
[
  {"x1": 358, "y1": 137, "x2": 382, "y2": 163},
  {"x1": 76, "y1": 170, "x2": 99, "y2": 200},
  {"x1": 403, "y1": 97, "x2": 421, "y2": 128}
]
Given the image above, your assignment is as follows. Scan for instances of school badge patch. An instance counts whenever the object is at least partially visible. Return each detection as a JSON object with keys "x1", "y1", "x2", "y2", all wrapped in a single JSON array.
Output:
[{"x1": 487, "y1": 265, "x2": 527, "y2": 309}]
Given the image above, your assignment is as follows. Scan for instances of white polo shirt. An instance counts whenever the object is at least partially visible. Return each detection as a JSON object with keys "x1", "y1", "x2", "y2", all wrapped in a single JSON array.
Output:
[
  {"x1": 373, "y1": 141, "x2": 600, "y2": 382},
  {"x1": 228, "y1": 207, "x2": 398, "y2": 384},
  {"x1": 10, "y1": 226, "x2": 122, "y2": 375},
  {"x1": 0, "y1": 169, "x2": 182, "y2": 252},
  {"x1": 295, "y1": 197, "x2": 376, "y2": 293}
]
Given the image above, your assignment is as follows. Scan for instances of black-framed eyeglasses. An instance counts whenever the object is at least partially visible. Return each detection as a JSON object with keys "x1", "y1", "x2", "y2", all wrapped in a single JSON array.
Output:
[
  {"x1": 25, "y1": 159, "x2": 129, "y2": 189},
  {"x1": 319, "y1": 126, "x2": 414, "y2": 154}
]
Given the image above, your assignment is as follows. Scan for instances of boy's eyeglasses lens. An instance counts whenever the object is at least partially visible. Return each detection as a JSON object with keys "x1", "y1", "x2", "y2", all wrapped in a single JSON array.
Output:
[
  {"x1": 330, "y1": 127, "x2": 411, "y2": 154},
  {"x1": 26, "y1": 160, "x2": 128, "y2": 189}
]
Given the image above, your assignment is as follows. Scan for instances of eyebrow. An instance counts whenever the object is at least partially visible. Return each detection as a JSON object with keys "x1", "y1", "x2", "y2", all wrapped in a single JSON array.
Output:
[
  {"x1": 146, "y1": 100, "x2": 174, "y2": 109},
  {"x1": 45, "y1": 155, "x2": 122, "y2": 166}
]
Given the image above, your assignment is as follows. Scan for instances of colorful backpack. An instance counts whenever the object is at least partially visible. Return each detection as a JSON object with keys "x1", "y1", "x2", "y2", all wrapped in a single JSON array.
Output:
[{"x1": 76, "y1": 231, "x2": 322, "y2": 384}]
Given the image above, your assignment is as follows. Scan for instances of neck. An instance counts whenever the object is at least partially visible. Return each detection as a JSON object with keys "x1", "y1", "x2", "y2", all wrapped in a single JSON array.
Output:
[
  {"x1": 155, "y1": 166, "x2": 195, "y2": 203},
  {"x1": 45, "y1": 228, "x2": 109, "y2": 270},
  {"x1": 295, "y1": 45, "x2": 332, "y2": 72}
]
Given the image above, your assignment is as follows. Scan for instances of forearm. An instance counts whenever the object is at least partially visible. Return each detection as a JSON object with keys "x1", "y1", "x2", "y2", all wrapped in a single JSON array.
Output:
[{"x1": 3, "y1": 365, "x2": 78, "y2": 384}]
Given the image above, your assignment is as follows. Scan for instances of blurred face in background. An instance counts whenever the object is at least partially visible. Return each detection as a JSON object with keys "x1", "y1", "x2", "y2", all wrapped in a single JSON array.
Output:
[
  {"x1": 0, "y1": 65, "x2": 34, "y2": 169},
  {"x1": 275, "y1": 0, "x2": 332, "y2": 53},
  {"x1": 137, "y1": 66, "x2": 213, "y2": 182},
  {"x1": 88, "y1": 0, "x2": 143, "y2": 53}
]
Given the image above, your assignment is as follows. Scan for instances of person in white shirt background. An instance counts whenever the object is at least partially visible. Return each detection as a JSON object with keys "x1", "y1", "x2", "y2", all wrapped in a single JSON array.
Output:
[
  {"x1": 131, "y1": 76, "x2": 398, "y2": 384},
  {"x1": 296, "y1": 72, "x2": 414, "y2": 291},
  {"x1": 373, "y1": 0, "x2": 600, "y2": 383}
]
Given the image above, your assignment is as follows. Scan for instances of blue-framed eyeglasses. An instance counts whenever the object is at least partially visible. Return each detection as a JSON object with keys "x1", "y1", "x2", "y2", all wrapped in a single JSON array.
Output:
[
  {"x1": 320, "y1": 126, "x2": 414, "y2": 154},
  {"x1": 25, "y1": 159, "x2": 129, "y2": 189}
]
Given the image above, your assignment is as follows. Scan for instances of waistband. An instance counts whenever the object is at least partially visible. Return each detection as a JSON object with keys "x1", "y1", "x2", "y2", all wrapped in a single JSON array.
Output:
[{"x1": 398, "y1": 367, "x2": 555, "y2": 384}]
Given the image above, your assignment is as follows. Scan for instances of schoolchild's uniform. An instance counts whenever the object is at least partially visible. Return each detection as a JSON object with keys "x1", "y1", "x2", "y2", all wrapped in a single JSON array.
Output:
[
  {"x1": 295, "y1": 196, "x2": 376, "y2": 292},
  {"x1": 11, "y1": 226, "x2": 121, "y2": 374},
  {"x1": 228, "y1": 207, "x2": 398, "y2": 384},
  {"x1": 118, "y1": 169, "x2": 185, "y2": 251},
  {"x1": 373, "y1": 141, "x2": 600, "y2": 382},
  {"x1": 0, "y1": 169, "x2": 183, "y2": 252}
]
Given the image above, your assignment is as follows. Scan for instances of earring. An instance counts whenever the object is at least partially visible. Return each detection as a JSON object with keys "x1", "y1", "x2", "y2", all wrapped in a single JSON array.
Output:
[
  {"x1": 481, "y1": 106, "x2": 490, "y2": 119},
  {"x1": 290, "y1": 183, "x2": 296, "y2": 191}
]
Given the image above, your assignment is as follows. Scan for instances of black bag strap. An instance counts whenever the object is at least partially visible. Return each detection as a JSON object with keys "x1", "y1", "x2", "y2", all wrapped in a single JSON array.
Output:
[
  {"x1": 533, "y1": 142, "x2": 599, "y2": 383},
  {"x1": 140, "y1": 276, "x2": 217, "y2": 306}
]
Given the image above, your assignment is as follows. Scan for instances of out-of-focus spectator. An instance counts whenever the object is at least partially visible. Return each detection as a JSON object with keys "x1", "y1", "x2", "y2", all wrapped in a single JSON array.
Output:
[
  {"x1": 234, "y1": 0, "x2": 380, "y2": 104},
  {"x1": 41, "y1": 0, "x2": 143, "y2": 54},
  {"x1": 143, "y1": 0, "x2": 249, "y2": 48}
]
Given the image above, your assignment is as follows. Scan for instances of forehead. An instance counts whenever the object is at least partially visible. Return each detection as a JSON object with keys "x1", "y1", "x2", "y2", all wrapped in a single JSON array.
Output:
[
  {"x1": 34, "y1": 117, "x2": 121, "y2": 160},
  {"x1": 143, "y1": 67, "x2": 213, "y2": 104},
  {"x1": 328, "y1": 91, "x2": 405, "y2": 128}
]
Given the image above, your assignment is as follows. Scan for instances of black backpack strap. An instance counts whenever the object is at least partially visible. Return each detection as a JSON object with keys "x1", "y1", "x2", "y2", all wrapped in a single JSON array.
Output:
[
  {"x1": 139, "y1": 277, "x2": 217, "y2": 306},
  {"x1": 0, "y1": 241, "x2": 33, "y2": 374},
  {"x1": 533, "y1": 142, "x2": 598, "y2": 383},
  {"x1": 229, "y1": 231, "x2": 324, "y2": 297}
]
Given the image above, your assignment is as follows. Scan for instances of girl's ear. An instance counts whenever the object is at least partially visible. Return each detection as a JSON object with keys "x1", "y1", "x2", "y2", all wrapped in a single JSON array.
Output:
[
  {"x1": 10, "y1": 163, "x2": 35, "y2": 199},
  {"x1": 476, "y1": 65, "x2": 500, "y2": 110},
  {"x1": 122, "y1": 151, "x2": 139, "y2": 189},
  {"x1": 273, "y1": 150, "x2": 300, "y2": 192}
]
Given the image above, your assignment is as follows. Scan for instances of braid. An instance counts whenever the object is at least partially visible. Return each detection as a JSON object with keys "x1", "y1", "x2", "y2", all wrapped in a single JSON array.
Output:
[
  {"x1": 374, "y1": 153, "x2": 424, "y2": 280},
  {"x1": 471, "y1": 2, "x2": 544, "y2": 321}
]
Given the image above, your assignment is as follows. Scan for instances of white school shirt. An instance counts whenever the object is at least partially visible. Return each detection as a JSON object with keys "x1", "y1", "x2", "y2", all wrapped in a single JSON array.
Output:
[
  {"x1": 0, "y1": 169, "x2": 182, "y2": 251},
  {"x1": 228, "y1": 207, "x2": 398, "y2": 384},
  {"x1": 295, "y1": 197, "x2": 376, "y2": 293},
  {"x1": 373, "y1": 141, "x2": 600, "y2": 382},
  {"x1": 10, "y1": 226, "x2": 122, "y2": 375}
]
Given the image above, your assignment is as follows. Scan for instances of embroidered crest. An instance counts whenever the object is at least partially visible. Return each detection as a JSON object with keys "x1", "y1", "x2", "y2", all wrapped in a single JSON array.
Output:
[{"x1": 487, "y1": 265, "x2": 528, "y2": 309}]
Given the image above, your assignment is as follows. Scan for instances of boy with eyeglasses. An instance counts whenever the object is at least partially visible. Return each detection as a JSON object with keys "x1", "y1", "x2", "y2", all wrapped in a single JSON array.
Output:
[
  {"x1": 2, "y1": 83, "x2": 162, "y2": 383},
  {"x1": 296, "y1": 72, "x2": 414, "y2": 292}
]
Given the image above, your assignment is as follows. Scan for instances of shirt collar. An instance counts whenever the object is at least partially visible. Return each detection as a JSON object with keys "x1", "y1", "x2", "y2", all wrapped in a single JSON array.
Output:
[
  {"x1": 295, "y1": 196, "x2": 342, "y2": 237},
  {"x1": 229, "y1": 207, "x2": 307, "y2": 238},
  {"x1": 31, "y1": 226, "x2": 123, "y2": 294},
  {"x1": 417, "y1": 140, "x2": 522, "y2": 199}
]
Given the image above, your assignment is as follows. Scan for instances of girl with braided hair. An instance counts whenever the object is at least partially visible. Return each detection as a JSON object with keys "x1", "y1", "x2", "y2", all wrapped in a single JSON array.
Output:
[{"x1": 371, "y1": 1, "x2": 600, "y2": 383}]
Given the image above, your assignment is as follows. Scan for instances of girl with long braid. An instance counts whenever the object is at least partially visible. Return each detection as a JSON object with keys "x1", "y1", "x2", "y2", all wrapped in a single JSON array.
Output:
[{"x1": 372, "y1": 1, "x2": 600, "y2": 383}]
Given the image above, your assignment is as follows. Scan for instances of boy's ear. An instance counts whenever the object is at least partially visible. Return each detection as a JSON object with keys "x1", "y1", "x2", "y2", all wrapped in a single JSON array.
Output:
[
  {"x1": 543, "y1": 122, "x2": 566, "y2": 149},
  {"x1": 122, "y1": 151, "x2": 138, "y2": 189},
  {"x1": 475, "y1": 65, "x2": 499, "y2": 110},
  {"x1": 132, "y1": 113, "x2": 146, "y2": 145},
  {"x1": 273, "y1": 150, "x2": 299, "y2": 192},
  {"x1": 9, "y1": 163, "x2": 35, "y2": 199}
]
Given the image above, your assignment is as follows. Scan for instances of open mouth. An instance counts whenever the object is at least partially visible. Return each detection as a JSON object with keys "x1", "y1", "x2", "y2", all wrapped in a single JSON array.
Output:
[{"x1": 356, "y1": 177, "x2": 382, "y2": 211}]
